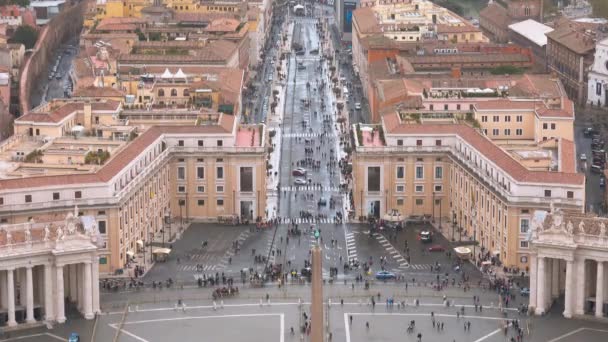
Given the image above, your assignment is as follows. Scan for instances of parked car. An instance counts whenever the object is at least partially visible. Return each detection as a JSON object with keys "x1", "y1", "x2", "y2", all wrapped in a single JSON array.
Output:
[
  {"x1": 428, "y1": 245, "x2": 445, "y2": 252},
  {"x1": 419, "y1": 230, "x2": 432, "y2": 243},
  {"x1": 294, "y1": 178, "x2": 307, "y2": 185},
  {"x1": 355, "y1": 102, "x2": 361, "y2": 110},
  {"x1": 591, "y1": 165, "x2": 604, "y2": 173},
  {"x1": 520, "y1": 287, "x2": 530, "y2": 297},
  {"x1": 580, "y1": 153, "x2": 587, "y2": 161},
  {"x1": 375, "y1": 271, "x2": 396, "y2": 280},
  {"x1": 318, "y1": 198, "x2": 327, "y2": 206},
  {"x1": 68, "y1": 333, "x2": 80, "y2": 342},
  {"x1": 292, "y1": 168, "x2": 307, "y2": 176},
  {"x1": 584, "y1": 127, "x2": 599, "y2": 137},
  {"x1": 601, "y1": 177, "x2": 606, "y2": 188}
]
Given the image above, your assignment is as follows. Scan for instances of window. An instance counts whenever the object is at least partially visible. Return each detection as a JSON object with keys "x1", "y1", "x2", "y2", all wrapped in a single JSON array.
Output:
[
  {"x1": 543, "y1": 123, "x2": 548, "y2": 129},
  {"x1": 53, "y1": 192, "x2": 60, "y2": 200},
  {"x1": 178, "y1": 199, "x2": 186, "y2": 206},
  {"x1": 198, "y1": 140, "x2": 204, "y2": 147},
  {"x1": 456, "y1": 104, "x2": 461, "y2": 110},
  {"x1": 516, "y1": 129, "x2": 523, "y2": 136},
  {"x1": 367, "y1": 167, "x2": 381, "y2": 191},
  {"x1": 396, "y1": 166, "x2": 405, "y2": 179},
  {"x1": 197, "y1": 186, "x2": 205, "y2": 193},
  {"x1": 198, "y1": 199, "x2": 205, "y2": 206},
  {"x1": 434, "y1": 185, "x2": 442, "y2": 192},
  {"x1": 178, "y1": 140, "x2": 184, "y2": 146},
  {"x1": 520, "y1": 219, "x2": 529, "y2": 233},
  {"x1": 217, "y1": 140, "x2": 223, "y2": 147},
  {"x1": 158, "y1": 89, "x2": 165, "y2": 97},
  {"x1": 415, "y1": 185, "x2": 424, "y2": 192},
  {"x1": 98, "y1": 221, "x2": 106, "y2": 234},
  {"x1": 504, "y1": 129, "x2": 511, "y2": 136},
  {"x1": 170, "y1": 89, "x2": 177, "y2": 96},
  {"x1": 0, "y1": 197, "x2": 3, "y2": 205},
  {"x1": 520, "y1": 241, "x2": 529, "y2": 248},
  {"x1": 544, "y1": 190, "x2": 551, "y2": 197},
  {"x1": 415, "y1": 199, "x2": 424, "y2": 206},
  {"x1": 75, "y1": 191, "x2": 82, "y2": 199},
  {"x1": 25, "y1": 195, "x2": 32, "y2": 203},
  {"x1": 435, "y1": 140, "x2": 442, "y2": 146},
  {"x1": 505, "y1": 116, "x2": 511, "y2": 122},
  {"x1": 481, "y1": 116, "x2": 487, "y2": 122},
  {"x1": 415, "y1": 166, "x2": 424, "y2": 179},
  {"x1": 492, "y1": 129, "x2": 499, "y2": 136},
  {"x1": 516, "y1": 115, "x2": 523, "y2": 122},
  {"x1": 240, "y1": 167, "x2": 253, "y2": 192},
  {"x1": 216, "y1": 185, "x2": 224, "y2": 193},
  {"x1": 396, "y1": 185, "x2": 405, "y2": 192},
  {"x1": 197, "y1": 167, "x2": 205, "y2": 179},
  {"x1": 435, "y1": 166, "x2": 443, "y2": 179},
  {"x1": 216, "y1": 166, "x2": 224, "y2": 180},
  {"x1": 177, "y1": 167, "x2": 185, "y2": 180},
  {"x1": 178, "y1": 186, "x2": 186, "y2": 193},
  {"x1": 567, "y1": 191, "x2": 574, "y2": 199},
  {"x1": 416, "y1": 140, "x2": 422, "y2": 146},
  {"x1": 551, "y1": 123, "x2": 556, "y2": 130},
  {"x1": 493, "y1": 116, "x2": 499, "y2": 122},
  {"x1": 444, "y1": 104, "x2": 448, "y2": 110},
  {"x1": 397, "y1": 139, "x2": 403, "y2": 146},
  {"x1": 429, "y1": 104, "x2": 434, "y2": 111},
  {"x1": 396, "y1": 199, "x2": 404, "y2": 206},
  {"x1": 217, "y1": 199, "x2": 224, "y2": 206}
]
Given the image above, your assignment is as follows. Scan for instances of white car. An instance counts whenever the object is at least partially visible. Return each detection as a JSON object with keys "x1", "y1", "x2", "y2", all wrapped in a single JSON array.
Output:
[
  {"x1": 580, "y1": 153, "x2": 587, "y2": 161},
  {"x1": 355, "y1": 102, "x2": 361, "y2": 110},
  {"x1": 294, "y1": 178, "x2": 307, "y2": 185}
]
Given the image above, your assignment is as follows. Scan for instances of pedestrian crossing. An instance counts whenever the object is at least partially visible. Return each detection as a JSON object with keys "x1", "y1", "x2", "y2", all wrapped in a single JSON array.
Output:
[
  {"x1": 283, "y1": 133, "x2": 321, "y2": 138},
  {"x1": 345, "y1": 232, "x2": 357, "y2": 262},
  {"x1": 283, "y1": 217, "x2": 335, "y2": 224},
  {"x1": 371, "y1": 233, "x2": 434, "y2": 271},
  {"x1": 281, "y1": 185, "x2": 340, "y2": 192},
  {"x1": 178, "y1": 264, "x2": 216, "y2": 272}
]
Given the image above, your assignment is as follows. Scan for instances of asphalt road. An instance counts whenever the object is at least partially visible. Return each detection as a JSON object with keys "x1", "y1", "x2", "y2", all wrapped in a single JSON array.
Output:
[{"x1": 574, "y1": 123, "x2": 605, "y2": 214}]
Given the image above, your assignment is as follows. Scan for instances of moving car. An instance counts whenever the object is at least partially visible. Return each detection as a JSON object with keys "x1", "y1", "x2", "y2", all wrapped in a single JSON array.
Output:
[
  {"x1": 292, "y1": 168, "x2": 307, "y2": 176},
  {"x1": 375, "y1": 271, "x2": 396, "y2": 280},
  {"x1": 520, "y1": 287, "x2": 530, "y2": 297},
  {"x1": 580, "y1": 153, "x2": 587, "y2": 161},
  {"x1": 428, "y1": 245, "x2": 445, "y2": 252},
  {"x1": 317, "y1": 198, "x2": 327, "y2": 206},
  {"x1": 355, "y1": 102, "x2": 361, "y2": 110},
  {"x1": 419, "y1": 230, "x2": 432, "y2": 243},
  {"x1": 68, "y1": 333, "x2": 80, "y2": 342},
  {"x1": 601, "y1": 176, "x2": 606, "y2": 188},
  {"x1": 584, "y1": 127, "x2": 599, "y2": 137},
  {"x1": 294, "y1": 178, "x2": 307, "y2": 185}
]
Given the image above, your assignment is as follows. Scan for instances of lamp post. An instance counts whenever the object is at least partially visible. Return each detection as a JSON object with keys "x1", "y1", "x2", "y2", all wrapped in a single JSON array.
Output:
[
  {"x1": 149, "y1": 232, "x2": 153, "y2": 264},
  {"x1": 452, "y1": 214, "x2": 456, "y2": 242},
  {"x1": 432, "y1": 191, "x2": 435, "y2": 223}
]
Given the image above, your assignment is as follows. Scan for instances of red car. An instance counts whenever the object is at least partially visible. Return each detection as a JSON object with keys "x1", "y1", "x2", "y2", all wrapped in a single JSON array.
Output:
[{"x1": 428, "y1": 245, "x2": 445, "y2": 252}]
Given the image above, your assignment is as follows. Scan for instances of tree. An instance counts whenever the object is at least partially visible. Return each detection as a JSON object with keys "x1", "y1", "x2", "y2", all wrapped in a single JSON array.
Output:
[
  {"x1": 12, "y1": 0, "x2": 30, "y2": 7},
  {"x1": 9, "y1": 25, "x2": 38, "y2": 49}
]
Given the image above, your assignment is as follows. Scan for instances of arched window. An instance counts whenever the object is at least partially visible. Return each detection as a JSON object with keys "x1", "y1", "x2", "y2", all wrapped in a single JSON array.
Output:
[
  {"x1": 171, "y1": 89, "x2": 178, "y2": 96},
  {"x1": 183, "y1": 89, "x2": 190, "y2": 97},
  {"x1": 158, "y1": 89, "x2": 165, "y2": 97}
]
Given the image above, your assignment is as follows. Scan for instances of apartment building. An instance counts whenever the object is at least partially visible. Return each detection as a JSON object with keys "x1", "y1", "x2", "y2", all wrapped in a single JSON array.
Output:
[
  {"x1": 352, "y1": 110, "x2": 584, "y2": 270},
  {"x1": 479, "y1": 0, "x2": 542, "y2": 44},
  {"x1": 0, "y1": 107, "x2": 266, "y2": 275}
]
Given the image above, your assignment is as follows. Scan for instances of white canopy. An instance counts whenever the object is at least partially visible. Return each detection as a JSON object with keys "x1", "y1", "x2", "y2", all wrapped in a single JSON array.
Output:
[
  {"x1": 383, "y1": 210, "x2": 403, "y2": 222},
  {"x1": 174, "y1": 68, "x2": 187, "y2": 78},
  {"x1": 136, "y1": 240, "x2": 144, "y2": 247},
  {"x1": 294, "y1": 4, "x2": 304, "y2": 10},
  {"x1": 161, "y1": 68, "x2": 174, "y2": 79},
  {"x1": 153, "y1": 248, "x2": 171, "y2": 254},
  {"x1": 126, "y1": 250, "x2": 135, "y2": 257}
]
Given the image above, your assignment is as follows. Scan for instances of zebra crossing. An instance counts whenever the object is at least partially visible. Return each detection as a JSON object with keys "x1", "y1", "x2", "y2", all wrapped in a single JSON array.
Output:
[
  {"x1": 280, "y1": 185, "x2": 340, "y2": 192},
  {"x1": 178, "y1": 264, "x2": 216, "y2": 272},
  {"x1": 283, "y1": 133, "x2": 320, "y2": 138},
  {"x1": 372, "y1": 233, "x2": 433, "y2": 271},
  {"x1": 345, "y1": 232, "x2": 357, "y2": 262},
  {"x1": 283, "y1": 217, "x2": 335, "y2": 224}
]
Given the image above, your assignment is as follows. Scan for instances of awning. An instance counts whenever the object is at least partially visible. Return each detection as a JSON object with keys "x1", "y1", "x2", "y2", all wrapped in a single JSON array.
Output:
[
  {"x1": 383, "y1": 209, "x2": 403, "y2": 222},
  {"x1": 454, "y1": 247, "x2": 471, "y2": 257},
  {"x1": 153, "y1": 248, "x2": 172, "y2": 254},
  {"x1": 136, "y1": 240, "x2": 144, "y2": 247},
  {"x1": 126, "y1": 250, "x2": 135, "y2": 257}
]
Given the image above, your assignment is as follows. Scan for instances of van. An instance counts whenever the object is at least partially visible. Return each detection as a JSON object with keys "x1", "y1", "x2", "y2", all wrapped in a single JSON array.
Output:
[{"x1": 591, "y1": 164, "x2": 603, "y2": 173}]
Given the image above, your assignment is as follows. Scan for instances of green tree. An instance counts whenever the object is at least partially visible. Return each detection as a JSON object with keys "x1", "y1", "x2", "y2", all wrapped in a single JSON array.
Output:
[
  {"x1": 12, "y1": 0, "x2": 30, "y2": 7},
  {"x1": 9, "y1": 25, "x2": 38, "y2": 49}
]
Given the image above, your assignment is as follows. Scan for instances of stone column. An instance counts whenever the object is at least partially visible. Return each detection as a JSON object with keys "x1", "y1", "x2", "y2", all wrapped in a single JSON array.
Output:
[
  {"x1": 536, "y1": 257, "x2": 546, "y2": 314},
  {"x1": 0, "y1": 270, "x2": 7, "y2": 309},
  {"x1": 596, "y1": 261, "x2": 605, "y2": 318},
  {"x1": 529, "y1": 253, "x2": 538, "y2": 310},
  {"x1": 56, "y1": 265, "x2": 66, "y2": 323},
  {"x1": 575, "y1": 258, "x2": 586, "y2": 315},
  {"x1": 44, "y1": 264, "x2": 54, "y2": 322},
  {"x1": 19, "y1": 268, "x2": 26, "y2": 306},
  {"x1": 92, "y1": 258, "x2": 100, "y2": 314},
  {"x1": 552, "y1": 259, "x2": 560, "y2": 298},
  {"x1": 83, "y1": 262, "x2": 94, "y2": 319},
  {"x1": 69, "y1": 264, "x2": 77, "y2": 303},
  {"x1": 77, "y1": 264, "x2": 83, "y2": 311},
  {"x1": 6, "y1": 268, "x2": 16, "y2": 326},
  {"x1": 25, "y1": 266, "x2": 35, "y2": 323},
  {"x1": 564, "y1": 260, "x2": 574, "y2": 318}
]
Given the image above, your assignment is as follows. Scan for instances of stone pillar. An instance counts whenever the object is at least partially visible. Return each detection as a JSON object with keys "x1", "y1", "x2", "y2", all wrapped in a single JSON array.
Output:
[
  {"x1": 564, "y1": 260, "x2": 574, "y2": 318},
  {"x1": 310, "y1": 246, "x2": 323, "y2": 342},
  {"x1": 77, "y1": 264, "x2": 83, "y2": 311},
  {"x1": 552, "y1": 259, "x2": 560, "y2": 298},
  {"x1": 69, "y1": 264, "x2": 77, "y2": 303},
  {"x1": 0, "y1": 270, "x2": 7, "y2": 309},
  {"x1": 83, "y1": 262, "x2": 94, "y2": 319},
  {"x1": 56, "y1": 265, "x2": 66, "y2": 323},
  {"x1": 19, "y1": 268, "x2": 26, "y2": 306},
  {"x1": 92, "y1": 258, "x2": 100, "y2": 314},
  {"x1": 25, "y1": 266, "x2": 35, "y2": 323},
  {"x1": 575, "y1": 258, "x2": 586, "y2": 315},
  {"x1": 44, "y1": 264, "x2": 54, "y2": 322},
  {"x1": 6, "y1": 268, "x2": 16, "y2": 326},
  {"x1": 536, "y1": 257, "x2": 546, "y2": 314},
  {"x1": 529, "y1": 253, "x2": 537, "y2": 309},
  {"x1": 596, "y1": 261, "x2": 605, "y2": 318}
]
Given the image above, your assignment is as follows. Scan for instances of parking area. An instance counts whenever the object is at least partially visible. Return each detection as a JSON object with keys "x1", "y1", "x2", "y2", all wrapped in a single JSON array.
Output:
[{"x1": 575, "y1": 125, "x2": 606, "y2": 214}]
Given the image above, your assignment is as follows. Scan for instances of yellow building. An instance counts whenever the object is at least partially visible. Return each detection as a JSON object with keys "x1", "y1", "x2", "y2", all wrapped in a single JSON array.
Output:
[{"x1": 352, "y1": 111, "x2": 584, "y2": 270}]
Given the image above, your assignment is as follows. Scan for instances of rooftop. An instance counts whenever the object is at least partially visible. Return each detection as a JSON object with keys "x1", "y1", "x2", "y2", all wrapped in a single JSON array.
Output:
[{"x1": 508, "y1": 19, "x2": 554, "y2": 47}]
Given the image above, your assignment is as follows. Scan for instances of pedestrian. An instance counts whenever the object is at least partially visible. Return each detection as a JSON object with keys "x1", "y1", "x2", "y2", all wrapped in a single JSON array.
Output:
[
  {"x1": 441, "y1": 322, "x2": 444, "y2": 330},
  {"x1": 349, "y1": 315, "x2": 353, "y2": 325},
  {"x1": 366, "y1": 322, "x2": 369, "y2": 329},
  {"x1": 467, "y1": 321, "x2": 471, "y2": 331}
]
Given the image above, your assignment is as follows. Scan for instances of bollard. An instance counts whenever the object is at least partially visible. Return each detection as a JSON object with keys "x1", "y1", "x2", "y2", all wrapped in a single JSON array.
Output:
[
  {"x1": 268, "y1": 299, "x2": 271, "y2": 306},
  {"x1": 213, "y1": 301, "x2": 218, "y2": 310},
  {"x1": 328, "y1": 299, "x2": 332, "y2": 307},
  {"x1": 298, "y1": 298, "x2": 302, "y2": 307},
  {"x1": 135, "y1": 305, "x2": 139, "y2": 312},
  {"x1": 182, "y1": 304, "x2": 186, "y2": 312},
  {"x1": 260, "y1": 299, "x2": 263, "y2": 307},
  {"x1": 221, "y1": 300, "x2": 224, "y2": 309},
  {"x1": 174, "y1": 304, "x2": 178, "y2": 311}
]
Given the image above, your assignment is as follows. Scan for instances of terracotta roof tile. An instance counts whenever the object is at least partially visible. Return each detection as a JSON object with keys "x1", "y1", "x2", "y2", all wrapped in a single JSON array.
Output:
[
  {"x1": 381, "y1": 113, "x2": 584, "y2": 185},
  {"x1": 479, "y1": 3, "x2": 510, "y2": 28},
  {"x1": 559, "y1": 138, "x2": 576, "y2": 173},
  {"x1": 353, "y1": 7, "x2": 380, "y2": 34}
]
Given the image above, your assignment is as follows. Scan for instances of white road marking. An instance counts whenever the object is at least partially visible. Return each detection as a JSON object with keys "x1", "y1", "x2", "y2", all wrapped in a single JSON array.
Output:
[
  {"x1": 0, "y1": 334, "x2": 67, "y2": 342},
  {"x1": 547, "y1": 327, "x2": 608, "y2": 342},
  {"x1": 472, "y1": 328, "x2": 503, "y2": 342},
  {"x1": 344, "y1": 313, "x2": 351, "y2": 342}
]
